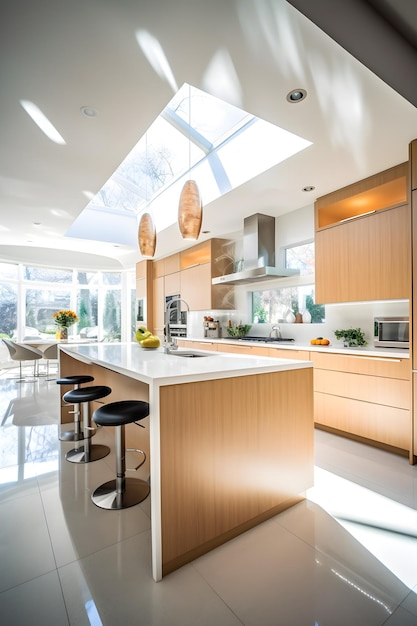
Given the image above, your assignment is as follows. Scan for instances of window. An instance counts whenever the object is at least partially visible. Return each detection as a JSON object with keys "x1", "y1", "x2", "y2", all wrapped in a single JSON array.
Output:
[
  {"x1": 0, "y1": 282, "x2": 17, "y2": 337},
  {"x1": 67, "y1": 83, "x2": 312, "y2": 244},
  {"x1": 23, "y1": 266, "x2": 72, "y2": 283},
  {"x1": 26, "y1": 288, "x2": 71, "y2": 335},
  {"x1": 285, "y1": 241, "x2": 315, "y2": 275},
  {"x1": 0, "y1": 262, "x2": 135, "y2": 342},
  {"x1": 252, "y1": 240, "x2": 325, "y2": 324},
  {"x1": 252, "y1": 285, "x2": 324, "y2": 324}
]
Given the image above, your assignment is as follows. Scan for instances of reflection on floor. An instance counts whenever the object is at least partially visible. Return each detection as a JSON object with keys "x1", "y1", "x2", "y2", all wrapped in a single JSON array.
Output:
[{"x1": 0, "y1": 367, "x2": 417, "y2": 625}]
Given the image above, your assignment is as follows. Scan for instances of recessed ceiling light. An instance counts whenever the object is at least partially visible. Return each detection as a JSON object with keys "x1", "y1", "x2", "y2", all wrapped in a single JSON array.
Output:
[
  {"x1": 286, "y1": 89, "x2": 307, "y2": 103},
  {"x1": 80, "y1": 106, "x2": 98, "y2": 118},
  {"x1": 33, "y1": 222, "x2": 41, "y2": 226},
  {"x1": 302, "y1": 185, "x2": 315, "y2": 192}
]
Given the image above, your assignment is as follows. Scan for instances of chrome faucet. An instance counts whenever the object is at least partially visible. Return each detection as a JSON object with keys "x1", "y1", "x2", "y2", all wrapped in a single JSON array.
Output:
[
  {"x1": 164, "y1": 298, "x2": 190, "y2": 353},
  {"x1": 269, "y1": 324, "x2": 281, "y2": 339}
]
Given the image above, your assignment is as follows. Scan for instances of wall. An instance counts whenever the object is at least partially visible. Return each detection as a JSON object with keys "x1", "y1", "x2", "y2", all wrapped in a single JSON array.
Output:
[{"x1": 187, "y1": 204, "x2": 410, "y2": 345}]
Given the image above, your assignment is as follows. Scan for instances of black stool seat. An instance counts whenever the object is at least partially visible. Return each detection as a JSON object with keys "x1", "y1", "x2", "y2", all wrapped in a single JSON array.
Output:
[
  {"x1": 57, "y1": 375, "x2": 94, "y2": 386},
  {"x1": 63, "y1": 385, "x2": 112, "y2": 404},
  {"x1": 63, "y1": 385, "x2": 112, "y2": 464},
  {"x1": 91, "y1": 400, "x2": 150, "y2": 510},
  {"x1": 57, "y1": 375, "x2": 95, "y2": 441},
  {"x1": 93, "y1": 400, "x2": 149, "y2": 427}
]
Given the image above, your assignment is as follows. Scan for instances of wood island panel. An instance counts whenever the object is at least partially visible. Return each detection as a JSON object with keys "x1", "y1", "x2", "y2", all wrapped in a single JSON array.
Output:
[{"x1": 159, "y1": 367, "x2": 314, "y2": 576}]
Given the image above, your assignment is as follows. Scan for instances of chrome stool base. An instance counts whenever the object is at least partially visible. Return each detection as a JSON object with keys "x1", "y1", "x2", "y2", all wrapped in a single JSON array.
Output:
[
  {"x1": 66, "y1": 444, "x2": 110, "y2": 464},
  {"x1": 92, "y1": 477, "x2": 150, "y2": 510},
  {"x1": 59, "y1": 429, "x2": 94, "y2": 443}
]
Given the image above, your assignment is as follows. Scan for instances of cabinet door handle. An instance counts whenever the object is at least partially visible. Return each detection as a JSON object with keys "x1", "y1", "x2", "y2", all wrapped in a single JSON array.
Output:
[{"x1": 350, "y1": 356, "x2": 403, "y2": 363}]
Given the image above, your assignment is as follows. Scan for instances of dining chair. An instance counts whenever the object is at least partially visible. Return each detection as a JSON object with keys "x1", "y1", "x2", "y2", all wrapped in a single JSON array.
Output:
[
  {"x1": 2, "y1": 339, "x2": 44, "y2": 382},
  {"x1": 42, "y1": 343, "x2": 59, "y2": 380}
]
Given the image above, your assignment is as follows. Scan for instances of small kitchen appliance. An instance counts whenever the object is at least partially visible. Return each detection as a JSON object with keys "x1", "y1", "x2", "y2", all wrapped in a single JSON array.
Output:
[
  {"x1": 374, "y1": 316, "x2": 409, "y2": 349},
  {"x1": 204, "y1": 319, "x2": 221, "y2": 338}
]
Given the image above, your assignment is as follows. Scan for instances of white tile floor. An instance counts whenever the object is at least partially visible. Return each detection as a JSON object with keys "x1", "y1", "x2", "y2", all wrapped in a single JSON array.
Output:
[{"x1": 1, "y1": 366, "x2": 417, "y2": 625}]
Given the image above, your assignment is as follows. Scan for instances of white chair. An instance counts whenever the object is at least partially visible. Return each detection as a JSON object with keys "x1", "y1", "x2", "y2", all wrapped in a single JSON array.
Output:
[
  {"x1": 42, "y1": 343, "x2": 59, "y2": 380},
  {"x1": 2, "y1": 339, "x2": 44, "y2": 382}
]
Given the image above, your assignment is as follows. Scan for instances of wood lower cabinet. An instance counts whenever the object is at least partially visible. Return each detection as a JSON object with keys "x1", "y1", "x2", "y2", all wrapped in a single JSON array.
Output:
[
  {"x1": 218, "y1": 343, "x2": 271, "y2": 357},
  {"x1": 268, "y1": 348, "x2": 310, "y2": 360},
  {"x1": 177, "y1": 340, "x2": 218, "y2": 352},
  {"x1": 312, "y1": 352, "x2": 411, "y2": 454}
]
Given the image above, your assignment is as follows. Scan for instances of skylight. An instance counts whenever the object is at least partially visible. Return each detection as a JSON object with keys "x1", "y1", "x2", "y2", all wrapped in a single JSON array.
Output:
[{"x1": 66, "y1": 84, "x2": 312, "y2": 245}]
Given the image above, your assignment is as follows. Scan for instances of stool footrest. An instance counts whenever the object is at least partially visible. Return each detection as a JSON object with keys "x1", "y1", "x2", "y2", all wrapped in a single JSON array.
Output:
[{"x1": 126, "y1": 448, "x2": 146, "y2": 471}]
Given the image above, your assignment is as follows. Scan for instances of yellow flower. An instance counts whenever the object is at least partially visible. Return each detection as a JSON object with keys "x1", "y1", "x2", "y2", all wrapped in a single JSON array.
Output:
[{"x1": 53, "y1": 309, "x2": 79, "y2": 327}]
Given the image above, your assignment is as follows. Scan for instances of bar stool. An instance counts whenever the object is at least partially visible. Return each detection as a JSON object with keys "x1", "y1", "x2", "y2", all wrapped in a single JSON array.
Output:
[
  {"x1": 91, "y1": 400, "x2": 150, "y2": 510},
  {"x1": 57, "y1": 375, "x2": 95, "y2": 441},
  {"x1": 63, "y1": 385, "x2": 112, "y2": 464}
]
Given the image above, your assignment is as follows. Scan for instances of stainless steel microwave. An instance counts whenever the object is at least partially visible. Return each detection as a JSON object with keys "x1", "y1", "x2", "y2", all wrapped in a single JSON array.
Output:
[{"x1": 374, "y1": 317, "x2": 409, "y2": 349}]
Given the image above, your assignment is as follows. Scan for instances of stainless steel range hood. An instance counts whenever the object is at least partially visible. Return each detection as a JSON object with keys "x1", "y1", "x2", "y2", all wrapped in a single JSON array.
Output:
[{"x1": 212, "y1": 213, "x2": 299, "y2": 285}]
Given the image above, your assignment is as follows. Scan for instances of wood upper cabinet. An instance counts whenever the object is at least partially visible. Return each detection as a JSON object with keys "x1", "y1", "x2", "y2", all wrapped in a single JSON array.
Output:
[
  {"x1": 152, "y1": 275, "x2": 165, "y2": 336},
  {"x1": 164, "y1": 271, "x2": 181, "y2": 296},
  {"x1": 410, "y1": 139, "x2": 417, "y2": 192},
  {"x1": 315, "y1": 203, "x2": 411, "y2": 303},
  {"x1": 135, "y1": 260, "x2": 153, "y2": 329},
  {"x1": 315, "y1": 162, "x2": 410, "y2": 304},
  {"x1": 180, "y1": 239, "x2": 235, "y2": 310},
  {"x1": 164, "y1": 253, "x2": 180, "y2": 275}
]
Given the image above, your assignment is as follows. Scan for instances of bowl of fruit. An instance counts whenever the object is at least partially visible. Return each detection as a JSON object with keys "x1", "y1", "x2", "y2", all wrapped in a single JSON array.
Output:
[{"x1": 310, "y1": 337, "x2": 330, "y2": 346}]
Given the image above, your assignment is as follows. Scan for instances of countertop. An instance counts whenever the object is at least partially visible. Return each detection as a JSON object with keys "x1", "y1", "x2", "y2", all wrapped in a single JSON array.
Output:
[
  {"x1": 60, "y1": 342, "x2": 313, "y2": 386},
  {"x1": 180, "y1": 337, "x2": 410, "y2": 359}
]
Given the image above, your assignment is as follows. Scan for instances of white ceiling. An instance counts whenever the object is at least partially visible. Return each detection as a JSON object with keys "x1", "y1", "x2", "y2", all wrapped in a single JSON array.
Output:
[{"x1": 1, "y1": 0, "x2": 416, "y2": 270}]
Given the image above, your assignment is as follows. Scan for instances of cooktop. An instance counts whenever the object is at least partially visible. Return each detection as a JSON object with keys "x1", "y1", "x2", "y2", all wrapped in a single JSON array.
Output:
[{"x1": 232, "y1": 336, "x2": 295, "y2": 343}]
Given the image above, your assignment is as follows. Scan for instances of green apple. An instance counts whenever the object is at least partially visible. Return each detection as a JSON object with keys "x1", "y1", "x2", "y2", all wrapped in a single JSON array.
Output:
[{"x1": 135, "y1": 326, "x2": 152, "y2": 343}]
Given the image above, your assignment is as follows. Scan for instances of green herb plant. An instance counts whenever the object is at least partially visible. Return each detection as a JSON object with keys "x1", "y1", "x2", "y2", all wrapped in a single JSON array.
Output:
[{"x1": 334, "y1": 327, "x2": 367, "y2": 347}]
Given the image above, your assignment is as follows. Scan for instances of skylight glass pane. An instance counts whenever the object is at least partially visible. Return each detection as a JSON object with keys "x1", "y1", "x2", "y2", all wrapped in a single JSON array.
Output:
[{"x1": 67, "y1": 83, "x2": 312, "y2": 246}]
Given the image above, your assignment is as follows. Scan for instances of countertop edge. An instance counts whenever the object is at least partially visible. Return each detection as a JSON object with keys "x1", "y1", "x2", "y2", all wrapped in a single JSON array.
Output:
[{"x1": 180, "y1": 337, "x2": 410, "y2": 359}]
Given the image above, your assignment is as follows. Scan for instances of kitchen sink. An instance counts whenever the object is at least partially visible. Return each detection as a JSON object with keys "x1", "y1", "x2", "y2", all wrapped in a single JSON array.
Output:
[{"x1": 167, "y1": 350, "x2": 214, "y2": 358}]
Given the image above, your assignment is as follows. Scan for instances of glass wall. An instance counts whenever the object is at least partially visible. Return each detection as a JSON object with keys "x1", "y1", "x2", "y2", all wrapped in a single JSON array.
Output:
[{"x1": 0, "y1": 262, "x2": 135, "y2": 342}]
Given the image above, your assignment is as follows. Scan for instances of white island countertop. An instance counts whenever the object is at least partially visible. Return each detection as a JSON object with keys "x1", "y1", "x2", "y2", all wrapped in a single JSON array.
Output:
[{"x1": 60, "y1": 341, "x2": 312, "y2": 386}]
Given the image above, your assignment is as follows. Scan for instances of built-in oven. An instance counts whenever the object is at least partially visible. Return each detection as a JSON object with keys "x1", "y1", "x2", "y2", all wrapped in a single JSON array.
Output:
[{"x1": 136, "y1": 298, "x2": 145, "y2": 324}]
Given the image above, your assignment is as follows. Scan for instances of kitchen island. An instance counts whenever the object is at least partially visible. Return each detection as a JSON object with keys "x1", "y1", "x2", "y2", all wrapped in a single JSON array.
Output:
[{"x1": 58, "y1": 342, "x2": 314, "y2": 581}]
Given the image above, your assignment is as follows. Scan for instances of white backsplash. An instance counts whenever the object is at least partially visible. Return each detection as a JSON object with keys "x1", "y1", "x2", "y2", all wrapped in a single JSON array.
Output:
[{"x1": 188, "y1": 300, "x2": 410, "y2": 346}]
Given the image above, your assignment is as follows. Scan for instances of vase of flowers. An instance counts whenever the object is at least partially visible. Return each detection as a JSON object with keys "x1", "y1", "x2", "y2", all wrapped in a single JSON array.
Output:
[{"x1": 53, "y1": 309, "x2": 78, "y2": 340}]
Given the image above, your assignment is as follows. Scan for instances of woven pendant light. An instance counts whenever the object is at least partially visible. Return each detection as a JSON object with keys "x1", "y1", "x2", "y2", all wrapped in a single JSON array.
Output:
[
  {"x1": 138, "y1": 212, "x2": 156, "y2": 257},
  {"x1": 178, "y1": 180, "x2": 202, "y2": 240}
]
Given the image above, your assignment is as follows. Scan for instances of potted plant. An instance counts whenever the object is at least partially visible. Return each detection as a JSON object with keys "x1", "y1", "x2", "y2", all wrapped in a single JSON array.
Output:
[{"x1": 334, "y1": 327, "x2": 367, "y2": 347}]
